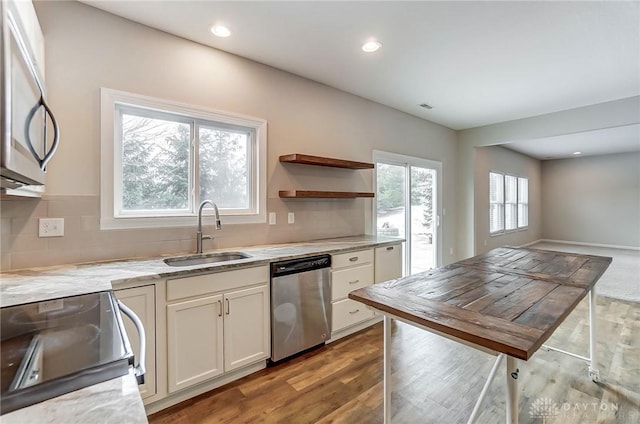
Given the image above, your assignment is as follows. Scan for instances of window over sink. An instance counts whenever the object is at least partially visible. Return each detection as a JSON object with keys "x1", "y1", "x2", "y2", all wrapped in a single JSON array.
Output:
[{"x1": 100, "y1": 88, "x2": 267, "y2": 229}]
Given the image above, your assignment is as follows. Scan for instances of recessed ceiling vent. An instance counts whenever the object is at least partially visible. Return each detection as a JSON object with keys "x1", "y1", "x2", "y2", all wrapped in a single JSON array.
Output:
[{"x1": 419, "y1": 103, "x2": 433, "y2": 110}]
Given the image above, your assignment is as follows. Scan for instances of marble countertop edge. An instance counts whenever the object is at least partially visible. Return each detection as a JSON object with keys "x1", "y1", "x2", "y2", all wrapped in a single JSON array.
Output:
[{"x1": 0, "y1": 235, "x2": 404, "y2": 308}]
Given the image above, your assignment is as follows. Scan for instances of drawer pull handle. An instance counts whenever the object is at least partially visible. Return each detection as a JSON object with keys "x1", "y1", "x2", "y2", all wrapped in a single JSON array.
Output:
[
  {"x1": 349, "y1": 280, "x2": 360, "y2": 285},
  {"x1": 349, "y1": 309, "x2": 360, "y2": 315},
  {"x1": 386, "y1": 246, "x2": 394, "y2": 251},
  {"x1": 349, "y1": 257, "x2": 359, "y2": 262}
]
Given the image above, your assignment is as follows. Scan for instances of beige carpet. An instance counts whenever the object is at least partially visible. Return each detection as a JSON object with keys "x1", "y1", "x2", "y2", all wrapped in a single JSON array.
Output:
[{"x1": 530, "y1": 241, "x2": 640, "y2": 303}]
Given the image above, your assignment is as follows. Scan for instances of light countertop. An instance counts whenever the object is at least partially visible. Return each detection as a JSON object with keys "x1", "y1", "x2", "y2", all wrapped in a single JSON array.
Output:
[
  {"x1": 2, "y1": 371, "x2": 147, "y2": 424},
  {"x1": 0, "y1": 235, "x2": 402, "y2": 308}
]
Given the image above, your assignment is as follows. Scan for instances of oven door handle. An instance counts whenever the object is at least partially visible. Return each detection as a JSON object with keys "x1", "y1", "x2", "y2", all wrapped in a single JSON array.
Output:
[{"x1": 116, "y1": 300, "x2": 146, "y2": 385}]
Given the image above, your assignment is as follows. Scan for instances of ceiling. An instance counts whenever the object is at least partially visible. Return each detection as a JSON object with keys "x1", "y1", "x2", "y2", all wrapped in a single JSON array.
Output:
[
  {"x1": 503, "y1": 124, "x2": 640, "y2": 160},
  {"x1": 80, "y1": 1, "x2": 640, "y2": 157}
]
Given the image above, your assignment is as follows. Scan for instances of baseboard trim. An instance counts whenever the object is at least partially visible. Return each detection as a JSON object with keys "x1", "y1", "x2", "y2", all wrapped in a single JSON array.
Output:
[
  {"x1": 518, "y1": 239, "x2": 544, "y2": 248},
  {"x1": 533, "y1": 239, "x2": 640, "y2": 251}
]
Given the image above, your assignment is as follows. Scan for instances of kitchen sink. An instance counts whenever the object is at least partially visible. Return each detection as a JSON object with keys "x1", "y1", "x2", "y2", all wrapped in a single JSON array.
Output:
[{"x1": 163, "y1": 252, "x2": 251, "y2": 267}]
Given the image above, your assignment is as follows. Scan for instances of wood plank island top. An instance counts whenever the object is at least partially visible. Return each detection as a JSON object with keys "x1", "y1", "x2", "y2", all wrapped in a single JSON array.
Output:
[{"x1": 348, "y1": 247, "x2": 612, "y2": 360}]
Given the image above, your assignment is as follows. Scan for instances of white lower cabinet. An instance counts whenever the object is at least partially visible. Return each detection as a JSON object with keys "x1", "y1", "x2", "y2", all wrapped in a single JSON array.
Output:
[
  {"x1": 114, "y1": 285, "x2": 157, "y2": 401},
  {"x1": 330, "y1": 249, "x2": 375, "y2": 338},
  {"x1": 223, "y1": 285, "x2": 270, "y2": 372},
  {"x1": 167, "y1": 294, "x2": 224, "y2": 392},
  {"x1": 375, "y1": 243, "x2": 403, "y2": 283},
  {"x1": 165, "y1": 266, "x2": 269, "y2": 394}
]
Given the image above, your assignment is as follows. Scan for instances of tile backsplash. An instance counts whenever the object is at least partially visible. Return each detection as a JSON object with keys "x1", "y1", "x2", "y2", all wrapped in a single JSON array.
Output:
[{"x1": 0, "y1": 195, "x2": 366, "y2": 271}]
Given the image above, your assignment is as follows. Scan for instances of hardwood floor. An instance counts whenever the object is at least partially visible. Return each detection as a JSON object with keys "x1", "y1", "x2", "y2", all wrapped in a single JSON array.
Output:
[{"x1": 149, "y1": 296, "x2": 639, "y2": 424}]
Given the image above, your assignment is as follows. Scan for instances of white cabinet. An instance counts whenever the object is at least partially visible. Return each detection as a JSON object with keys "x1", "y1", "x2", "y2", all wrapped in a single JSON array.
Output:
[
  {"x1": 165, "y1": 266, "x2": 269, "y2": 394},
  {"x1": 114, "y1": 285, "x2": 157, "y2": 400},
  {"x1": 167, "y1": 294, "x2": 224, "y2": 393},
  {"x1": 330, "y1": 249, "x2": 375, "y2": 336},
  {"x1": 375, "y1": 243, "x2": 403, "y2": 283},
  {"x1": 223, "y1": 285, "x2": 270, "y2": 372}
]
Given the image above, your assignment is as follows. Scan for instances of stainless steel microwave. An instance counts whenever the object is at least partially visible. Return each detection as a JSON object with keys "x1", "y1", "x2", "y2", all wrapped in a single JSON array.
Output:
[{"x1": 1, "y1": 0, "x2": 59, "y2": 196}]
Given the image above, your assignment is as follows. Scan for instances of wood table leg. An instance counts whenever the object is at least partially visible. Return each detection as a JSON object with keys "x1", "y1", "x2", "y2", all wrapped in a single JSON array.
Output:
[
  {"x1": 506, "y1": 356, "x2": 519, "y2": 424},
  {"x1": 588, "y1": 288, "x2": 600, "y2": 382},
  {"x1": 384, "y1": 315, "x2": 392, "y2": 424}
]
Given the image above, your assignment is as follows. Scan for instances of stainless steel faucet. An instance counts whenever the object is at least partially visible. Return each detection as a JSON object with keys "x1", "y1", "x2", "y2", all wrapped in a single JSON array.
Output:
[{"x1": 196, "y1": 200, "x2": 222, "y2": 254}]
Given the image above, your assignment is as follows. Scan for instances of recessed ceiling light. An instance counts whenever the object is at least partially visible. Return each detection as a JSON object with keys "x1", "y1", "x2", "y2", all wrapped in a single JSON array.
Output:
[
  {"x1": 572, "y1": 151, "x2": 582, "y2": 155},
  {"x1": 210, "y1": 25, "x2": 231, "y2": 38},
  {"x1": 362, "y1": 40, "x2": 382, "y2": 53}
]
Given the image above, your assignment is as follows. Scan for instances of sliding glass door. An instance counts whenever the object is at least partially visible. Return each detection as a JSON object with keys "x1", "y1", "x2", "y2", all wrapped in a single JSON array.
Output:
[{"x1": 374, "y1": 152, "x2": 442, "y2": 275}]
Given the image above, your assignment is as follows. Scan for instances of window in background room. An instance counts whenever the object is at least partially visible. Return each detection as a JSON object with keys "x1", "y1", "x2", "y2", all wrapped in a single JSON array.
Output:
[
  {"x1": 504, "y1": 175, "x2": 518, "y2": 231},
  {"x1": 489, "y1": 172, "x2": 504, "y2": 234},
  {"x1": 518, "y1": 177, "x2": 529, "y2": 228},
  {"x1": 101, "y1": 88, "x2": 266, "y2": 229}
]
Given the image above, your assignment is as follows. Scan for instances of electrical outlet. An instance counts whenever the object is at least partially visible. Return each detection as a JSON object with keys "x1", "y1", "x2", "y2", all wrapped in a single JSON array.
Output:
[
  {"x1": 269, "y1": 212, "x2": 276, "y2": 225},
  {"x1": 39, "y1": 218, "x2": 64, "y2": 237},
  {"x1": 288, "y1": 212, "x2": 295, "y2": 224},
  {"x1": 449, "y1": 247, "x2": 454, "y2": 255}
]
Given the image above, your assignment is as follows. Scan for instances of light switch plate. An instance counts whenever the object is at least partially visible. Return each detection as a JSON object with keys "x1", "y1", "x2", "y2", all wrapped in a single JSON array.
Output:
[
  {"x1": 269, "y1": 212, "x2": 276, "y2": 225},
  {"x1": 39, "y1": 218, "x2": 64, "y2": 237},
  {"x1": 287, "y1": 212, "x2": 295, "y2": 224}
]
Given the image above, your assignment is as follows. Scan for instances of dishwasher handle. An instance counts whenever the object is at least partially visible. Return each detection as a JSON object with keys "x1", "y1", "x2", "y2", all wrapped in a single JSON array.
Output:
[{"x1": 117, "y1": 300, "x2": 146, "y2": 385}]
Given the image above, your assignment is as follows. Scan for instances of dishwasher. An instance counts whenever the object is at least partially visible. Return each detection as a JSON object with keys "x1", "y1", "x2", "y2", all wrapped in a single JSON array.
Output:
[{"x1": 270, "y1": 254, "x2": 331, "y2": 362}]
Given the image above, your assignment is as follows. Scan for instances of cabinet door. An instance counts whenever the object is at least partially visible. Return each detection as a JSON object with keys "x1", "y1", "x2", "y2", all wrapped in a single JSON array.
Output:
[
  {"x1": 375, "y1": 244, "x2": 403, "y2": 283},
  {"x1": 167, "y1": 294, "x2": 224, "y2": 393},
  {"x1": 223, "y1": 285, "x2": 270, "y2": 372},
  {"x1": 114, "y1": 285, "x2": 156, "y2": 400}
]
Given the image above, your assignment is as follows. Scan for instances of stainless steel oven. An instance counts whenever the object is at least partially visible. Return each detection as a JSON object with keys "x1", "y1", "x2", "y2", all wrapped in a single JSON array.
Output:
[
  {"x1": 0, "y1": 291, "x2": 146, "y2": 415},
  {"x1": 1, "y1": 0, "x2": 59, "y2": 195}
]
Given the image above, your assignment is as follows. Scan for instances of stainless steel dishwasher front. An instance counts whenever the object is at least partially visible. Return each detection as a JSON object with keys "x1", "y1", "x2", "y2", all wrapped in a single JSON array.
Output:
[{"x1": 270, "y1": 255, "x2": 332, "y2": 362}]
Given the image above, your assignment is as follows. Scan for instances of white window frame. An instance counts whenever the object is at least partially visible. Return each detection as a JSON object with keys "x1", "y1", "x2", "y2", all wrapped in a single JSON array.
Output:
[
  {"x1": 489, "y1": 171, "x2": 529, "y2": 236},
  {"x1": 100, "y1": 88, "x2": 267, "y2": 230}
]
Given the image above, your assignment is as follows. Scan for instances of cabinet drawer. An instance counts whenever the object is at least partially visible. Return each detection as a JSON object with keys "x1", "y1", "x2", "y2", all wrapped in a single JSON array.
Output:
[
  {"x1": 375, "y1": 244, "x2": 403, "y2": 283},
  {"x1": 331, "y1": 264, "x2": 373, "y2": 301},
  {"x1": 167, "y1": 265, "x2": 269, "y2": 301},
  {"x1": 332, "y1": 249, "x2": 373, "y2": 269},
  {"x1": 332, "y1": 298, "x2": 375, "y2": 332}
]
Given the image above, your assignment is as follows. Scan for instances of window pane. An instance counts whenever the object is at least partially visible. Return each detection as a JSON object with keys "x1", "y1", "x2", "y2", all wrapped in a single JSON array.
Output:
[
  {"x1": 121, "y1": 113, "x2": 190, "y2": 211},
  {"x1": 376, "y1": 163, "x2": 406, "y2": 239},
  {"x1": 505, "y1": 175, "x2": 517, "y2": 230},
  {"x1": 199, "y1": 126, "x2": 250, "y2": 209},
  {"x1": 518, "y1": 177, "x2": 529, "y2": 228},
  {"x1": 489, "y1": 172, "x2": 503, "y2": 203},
  {"x1": 489, "y1": 172, "x2": 504, "y2": 233}
]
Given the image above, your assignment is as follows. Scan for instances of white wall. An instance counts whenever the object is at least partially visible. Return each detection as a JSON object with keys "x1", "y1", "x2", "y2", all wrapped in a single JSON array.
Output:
[
  {"x1": 0, "y1": 1, "x2": 458, "y2": 270},
  {"x1": 474, "y1": 146, "x2": 542, "y2": 253},
  {"x1": 541, "y1": 152, "x2": 640, "y2": 248},
  {"x1": 458, "y1": 96, "x2": 640, "y2": 258}
]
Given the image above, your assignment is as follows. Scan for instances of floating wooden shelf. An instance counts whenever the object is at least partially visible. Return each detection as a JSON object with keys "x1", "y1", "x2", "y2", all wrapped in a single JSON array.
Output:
[
  {"x1": 279, "y1": 190, "x2": 375, "y2": 199},
  {"x1": 279, "y1": 154, "x2": 374, "y2": 169}
]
